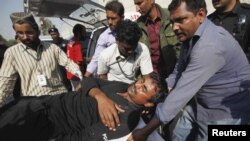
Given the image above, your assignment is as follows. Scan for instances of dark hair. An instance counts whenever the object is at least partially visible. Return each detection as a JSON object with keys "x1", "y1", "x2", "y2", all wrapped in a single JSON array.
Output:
[
  {"x1": 105, "y1": 0, "x2": 124, "y2": 17},
  {"x1": 14, "y1": 20, "x2": 39, "y2": 32},
  {"x1": 10, "y1": 12, "x2": 39, "y2": 32},
  {"x1": 48, "y1": 27, "x2": 58, "y2": 34},
  {"x1": 149, "y1": 91, "x2": 167, "y2": 103},
  {"x1": 147, "y1": 75, "x2": 167, "y2": 104},
  {"x1": 115, "y1": 19, "x2": 142, "y2": 46},
  {"x1": 15, "y1": 35, "x2": 18, "y2": 40},
  {"x1": 72, "y1": 24, "x2": 86, "y2": 36},
  {"x1": 168, "y1": 0, "x2": 207, "y2": 15}
]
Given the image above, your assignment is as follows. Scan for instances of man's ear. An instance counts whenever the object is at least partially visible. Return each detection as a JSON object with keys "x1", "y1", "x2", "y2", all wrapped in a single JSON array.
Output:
[
  {"x1": 144, "y1": 102, "x2": 154, "y2": 107},
  {"x1": 198, "y1": 8, "x2": 206, "y2": 23}
]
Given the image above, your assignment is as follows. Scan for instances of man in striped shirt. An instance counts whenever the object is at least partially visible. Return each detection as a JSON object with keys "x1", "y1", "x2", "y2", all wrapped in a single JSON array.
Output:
[{"x1": 0, "y1": 12, "x2": 83, "y2": 107}]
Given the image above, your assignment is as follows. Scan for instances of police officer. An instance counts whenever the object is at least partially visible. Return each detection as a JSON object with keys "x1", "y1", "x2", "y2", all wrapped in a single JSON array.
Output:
[
  {"x1": 48, "y1": 27, "x2": 72, "y2": 91},
  {"x1": 48, "y1": 27, "x2": 68, "y2": 52},
  {"x1": 208, "y1": 0, "x2": 250, "y2": 61}
]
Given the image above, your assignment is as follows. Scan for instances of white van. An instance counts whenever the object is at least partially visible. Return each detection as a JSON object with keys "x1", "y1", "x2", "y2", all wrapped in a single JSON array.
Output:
[
  {"x1": 39, "y1": 35, "x2": 52, "y2": 43},
  {"x1": 24, "y1": 0, "x2": 217, "y2": 59}
]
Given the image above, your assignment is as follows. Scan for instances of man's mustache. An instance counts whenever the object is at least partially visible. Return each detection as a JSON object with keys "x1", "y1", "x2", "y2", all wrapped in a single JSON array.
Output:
[{"x1": 175, "y1": 31, "x2": 184, "y2": 36}]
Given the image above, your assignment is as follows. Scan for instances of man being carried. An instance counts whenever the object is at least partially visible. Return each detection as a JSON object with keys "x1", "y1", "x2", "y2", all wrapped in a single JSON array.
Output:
[{"x1": 0, "y1": 77, "x2": 165, "y2": 141}]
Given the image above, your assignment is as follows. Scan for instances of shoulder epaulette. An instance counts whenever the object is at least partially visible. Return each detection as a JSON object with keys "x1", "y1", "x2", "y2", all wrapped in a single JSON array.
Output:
[{"x1": 241, "y1": 3, "x2": 250, "y2": 9}]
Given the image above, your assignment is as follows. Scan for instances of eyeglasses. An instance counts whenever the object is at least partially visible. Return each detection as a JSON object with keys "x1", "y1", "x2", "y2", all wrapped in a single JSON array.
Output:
[{"x1": 16, "y1": 31, "x2": 35, "y2": 38}]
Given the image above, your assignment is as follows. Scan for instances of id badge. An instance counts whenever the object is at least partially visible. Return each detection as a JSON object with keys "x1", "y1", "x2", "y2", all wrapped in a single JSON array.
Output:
[{"x1": 37, "y1": 74, "x2": 47, "y2": 86}]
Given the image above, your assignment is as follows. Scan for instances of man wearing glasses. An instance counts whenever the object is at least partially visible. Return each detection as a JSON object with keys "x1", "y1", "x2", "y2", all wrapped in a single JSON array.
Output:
[{"x1": 0, "y1": 12, "x2": 83, "y2": 108}]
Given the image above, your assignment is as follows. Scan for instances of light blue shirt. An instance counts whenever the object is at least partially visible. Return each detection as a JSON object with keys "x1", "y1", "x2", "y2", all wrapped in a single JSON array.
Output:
[
  {"x1": 86, "y1": 27, "x2": 116, "y2": 74},
  {"x1": 157, "y1": 18, "x2": 250, "y2": 124}
]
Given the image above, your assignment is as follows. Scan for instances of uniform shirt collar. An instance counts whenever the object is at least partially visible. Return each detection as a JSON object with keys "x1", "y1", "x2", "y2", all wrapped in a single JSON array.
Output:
[
  {"x1": 213, "y1": 1, "x2": 241, "y2": 19},
  {"x1": 145, "y1": 6, "x2": 162, "y2": 25},
  {"x1": 231, "y1": 1, "x2": 241, "y2": 14},
  {"x1": 21, "y1": 42, "x2": 42, "y2": 50},
  {"x1": 107, "y1": 27, "x2": 117, "y2": 36}
]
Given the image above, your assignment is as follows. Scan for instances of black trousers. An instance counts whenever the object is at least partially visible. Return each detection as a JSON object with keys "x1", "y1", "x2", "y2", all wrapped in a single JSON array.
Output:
[{"x1": 0, "y1": 97, "x2": 53, "y2": 141}]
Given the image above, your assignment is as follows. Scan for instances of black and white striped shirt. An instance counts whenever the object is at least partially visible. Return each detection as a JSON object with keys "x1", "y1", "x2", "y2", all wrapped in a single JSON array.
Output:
[{"x1": 0, "y1": 42, "x2": 81, "y2": 107}]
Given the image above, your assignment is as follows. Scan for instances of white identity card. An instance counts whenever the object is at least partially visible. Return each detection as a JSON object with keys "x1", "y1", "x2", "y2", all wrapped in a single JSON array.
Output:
[{"x1": 37, "y1": 74, "x2": 47, "y2": 86}]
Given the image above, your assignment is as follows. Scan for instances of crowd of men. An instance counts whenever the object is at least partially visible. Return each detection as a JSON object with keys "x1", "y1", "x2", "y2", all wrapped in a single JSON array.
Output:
[{"x1": 0, "y1": 0, "x2": 250, "y2": 141}]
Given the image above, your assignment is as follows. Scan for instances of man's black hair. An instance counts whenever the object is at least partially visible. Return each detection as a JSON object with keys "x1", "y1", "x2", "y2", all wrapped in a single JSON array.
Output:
[
  {"x1": 168, "y1": 0, "x2": 207, "y2": 15},
  {"x1": 13, "y1": 20, "x2": 40, "y2": 32},
  {"x1": 10, "y1": 12, "x2": 39, "y2": 32},
  {"x1": 148, "y1": 75, "x2": 167, "y2": 104},
  {"x1": 105, "y1": 0, "x2": 124, "y2": 17},
  {"x1": 72, "y1": 24, "x2": 86, "y2": 36},
  {"x1": 115, "y1": 19, "x2": 142, "y2": 47},
  {"x1": 149, "y1": 91, "x2": 167, "y2": 104}
]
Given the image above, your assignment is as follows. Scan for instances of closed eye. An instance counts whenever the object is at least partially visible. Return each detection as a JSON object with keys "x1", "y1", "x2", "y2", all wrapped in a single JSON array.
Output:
[
  {"x1": 171, "y1": 16, "x2": 187, "y2": 25},
  {"x1": 143, "y1": 85, "x2": 147, "y2": 92}
]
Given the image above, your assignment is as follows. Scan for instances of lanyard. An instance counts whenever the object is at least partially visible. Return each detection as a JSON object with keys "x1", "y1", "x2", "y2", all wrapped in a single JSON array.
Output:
[{"x1": 21, "y1": 44, "x2": 43, "y2": 73}]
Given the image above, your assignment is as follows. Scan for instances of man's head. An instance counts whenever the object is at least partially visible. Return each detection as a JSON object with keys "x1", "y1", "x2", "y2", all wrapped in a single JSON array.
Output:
[
  {"x1": 134, "y1": 0, "x2": 155, "y2": 16},
  {"x1": 115, "y1": 19, "x2": 142, "y2": 58},
  {"x1": 168, "y1": 0, "x2": 207, "y2": 42},
  {"x1": 10, "y1": 12, "x2": 40, "y2": 48},
  {"x1": 212, "y1": 0, "x2": 237, "y2": 12},
  {"x1": 48, "y1": 27, "x2": 60, "y2": 43},
  {"x1": 105, "y1": 0, "x2": 124, "y2": 31},
  {"x1": 127, "y1": 77, "x2": 165, "y2": 106},
  {"x1": 72, "y1": 24, "x2": 86, "y2": 41}
]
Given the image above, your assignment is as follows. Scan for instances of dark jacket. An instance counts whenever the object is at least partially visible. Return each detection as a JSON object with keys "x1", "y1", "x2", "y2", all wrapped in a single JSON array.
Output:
[
  {"x1": 208, "y1": 1, "x2": 250, "y2": 61},
  {"x1": 0, "y1": 78, "x2": 140, "y2": 141},
  {"x1": 0, "y1": 44, "x2": 8, "y2": 67},
  {"x1": 136, "y1": 4, "x2": 180, "y2": 83}
]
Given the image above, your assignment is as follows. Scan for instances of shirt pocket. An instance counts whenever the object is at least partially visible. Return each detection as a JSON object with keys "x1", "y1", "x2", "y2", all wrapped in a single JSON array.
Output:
[
  {"x1": 47, "y1": 77, "x2": 64, "y2": 87},
  {"x1": 162, "y1": 31, "x2": 179, "y2": 46}
]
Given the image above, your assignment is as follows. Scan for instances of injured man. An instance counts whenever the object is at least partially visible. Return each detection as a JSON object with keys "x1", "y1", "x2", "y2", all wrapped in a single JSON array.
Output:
[{"x1": 0, "y1": 77, "x2": 166, "y2": 141}]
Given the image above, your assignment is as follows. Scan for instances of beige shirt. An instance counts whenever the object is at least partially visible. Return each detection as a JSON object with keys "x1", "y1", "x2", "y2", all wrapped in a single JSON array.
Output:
[{"x1": 0, "y1": 42, "x2": 80, "y2": 107}]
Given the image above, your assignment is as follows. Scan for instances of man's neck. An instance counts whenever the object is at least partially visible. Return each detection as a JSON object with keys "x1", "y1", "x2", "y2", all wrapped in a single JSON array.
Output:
[
  {"x1": 26, "y1": 39, "x2": 41, "y2": 51},
  {"x1": 54, "y1": 37, "x2": 63, "y2": 44},
  {"x1": 218, "y1": 0, "x2": 237, "y2": 13},
  {"x1": 119, "y1": 92, "x2": 135, "y2": 104},
  {"x1": 148, "y1": 4, "x2": 158, "y2": 21}
]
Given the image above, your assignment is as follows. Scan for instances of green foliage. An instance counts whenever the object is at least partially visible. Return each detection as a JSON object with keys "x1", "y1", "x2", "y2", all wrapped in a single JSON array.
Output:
[
  {"x1": 0, "y1": 34, "x2": 17, "y2": 47},
  {"x1": 0, "y1": 35, "x2": 7, "y2": 43},
  {"x1": 6, "y1": 39, "x2": 17, "y2": 47}
]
